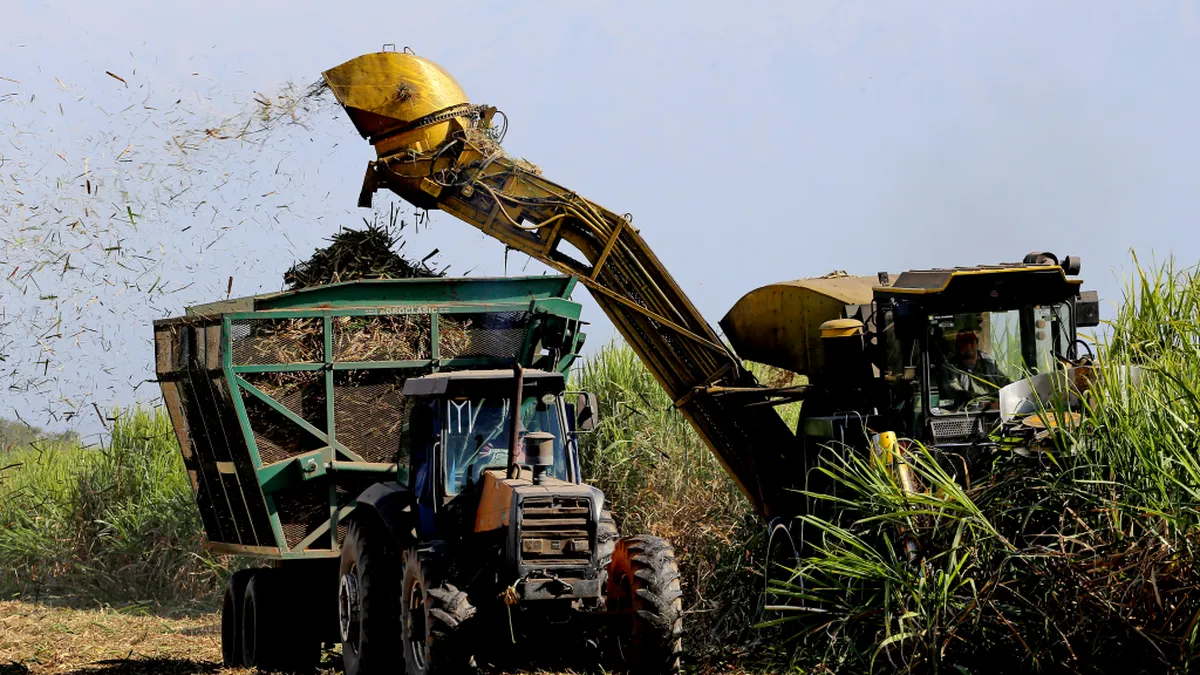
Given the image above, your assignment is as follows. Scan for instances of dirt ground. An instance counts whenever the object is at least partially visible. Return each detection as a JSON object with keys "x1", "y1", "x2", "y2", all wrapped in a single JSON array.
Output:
[
  {"x1": 0, "y1": 600, "x2": 237, "y2": 675},
  {"x1": 0, "y1": 600, "x2": 766, "y2": 675}
]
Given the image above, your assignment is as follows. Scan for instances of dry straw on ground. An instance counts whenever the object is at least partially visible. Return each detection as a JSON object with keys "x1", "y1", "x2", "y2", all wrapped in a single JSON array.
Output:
[{"x1": 0, "y1": 600, "x2": 766, "y2": 675}]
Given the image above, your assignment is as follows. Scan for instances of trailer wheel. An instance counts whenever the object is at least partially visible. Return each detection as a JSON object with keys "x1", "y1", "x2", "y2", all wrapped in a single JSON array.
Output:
[
  {"x1": 401, "y1": 549, "x2": 476, "y2": 675},
  {"x1": 607, "y1": 535, "x2": 683, "y2": 675},
  {"x1": 339, "y1": 518, "x2": 401, "y2": 675},
  {"x1": 221, "y1": 568, "x2": 256, "y2": 667},
  {"x1": 243, "y1": 568, "x2": 320, "y2": 672}
]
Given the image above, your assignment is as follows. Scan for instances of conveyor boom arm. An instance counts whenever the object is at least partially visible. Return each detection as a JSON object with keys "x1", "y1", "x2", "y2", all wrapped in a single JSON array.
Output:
[{"x1": 323, "y1": 51, "x2": 799, "y2": 517}]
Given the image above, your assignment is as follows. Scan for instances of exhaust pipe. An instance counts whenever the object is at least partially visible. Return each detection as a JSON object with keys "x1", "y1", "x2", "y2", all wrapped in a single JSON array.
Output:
[{"x1": 507, "y1": 363, "x2": 524, "y2": 480}]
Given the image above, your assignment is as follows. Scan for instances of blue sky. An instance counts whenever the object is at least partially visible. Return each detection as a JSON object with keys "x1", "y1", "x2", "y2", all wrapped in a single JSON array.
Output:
[{"x1": 3, "y1": 1, "x2": 1200, "y2": 438}]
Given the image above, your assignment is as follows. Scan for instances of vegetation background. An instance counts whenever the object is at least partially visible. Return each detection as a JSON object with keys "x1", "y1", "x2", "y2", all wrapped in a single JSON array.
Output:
[{"x1": 2, "y1": 256, "x2": 1198, "y2": 674}]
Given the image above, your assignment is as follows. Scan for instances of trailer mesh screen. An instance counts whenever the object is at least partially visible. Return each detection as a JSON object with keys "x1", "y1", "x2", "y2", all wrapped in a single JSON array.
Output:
[
  {"x1": 442, "y1": 311, "x2": 528, "y2": 360},
  {"x1": 231, "y1": 317, "x2": 323, "y2": 365},
  {"x1": 241, "y1": 387, "x2": 327, "y2": 465},
  {"x1": 271, "y1": 475, "x2": 372, "y2": 551},
  {"x1": 274, "y1": 481, "x2": 329, "y2": 550},
  {"x1": 333, "y1": 369, "x2": 424, "y2": 471},
  {"x1": 242, "y1": 371, "x2": 328, "y2": 430}
]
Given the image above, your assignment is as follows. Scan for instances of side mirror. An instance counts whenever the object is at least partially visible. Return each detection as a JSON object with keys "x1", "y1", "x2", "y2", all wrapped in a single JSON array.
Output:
[
  {"x1": 1076, "y1": 290, "x2": 1100, "y2": 328},
  {"x1": 575, "y1": 392, "x2": 599, "y2": 432}
]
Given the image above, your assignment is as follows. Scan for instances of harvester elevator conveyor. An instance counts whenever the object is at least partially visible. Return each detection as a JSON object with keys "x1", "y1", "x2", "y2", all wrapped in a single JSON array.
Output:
[{"x1": 323, "y1": 51, "x2": 799, "y2": 518}]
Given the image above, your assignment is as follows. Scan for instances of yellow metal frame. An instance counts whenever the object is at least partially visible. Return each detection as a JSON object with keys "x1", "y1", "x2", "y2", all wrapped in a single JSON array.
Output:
[{"x1": 324, "y1": 51, "x2": 798, "y2": 518}]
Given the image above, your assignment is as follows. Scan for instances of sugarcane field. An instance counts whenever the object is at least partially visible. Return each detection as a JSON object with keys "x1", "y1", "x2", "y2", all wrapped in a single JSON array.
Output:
[{"x1": 5, "y1": 5, "x2": 1200, "y2": 675}]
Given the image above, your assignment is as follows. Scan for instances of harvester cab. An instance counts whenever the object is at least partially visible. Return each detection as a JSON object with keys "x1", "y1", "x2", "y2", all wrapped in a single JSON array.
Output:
[
  {"x1": 872, "y1": 252, "x2": 1101, "y2": 456},
  {"x1": 723, "y1": 252, "x2": 1103, "y2": 471}
]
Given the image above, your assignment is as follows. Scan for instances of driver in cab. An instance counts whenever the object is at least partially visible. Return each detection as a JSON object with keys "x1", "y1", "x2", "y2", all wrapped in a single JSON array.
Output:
[{"x1": 938, "y1": 330, "x2": 1010, "y2": 409}]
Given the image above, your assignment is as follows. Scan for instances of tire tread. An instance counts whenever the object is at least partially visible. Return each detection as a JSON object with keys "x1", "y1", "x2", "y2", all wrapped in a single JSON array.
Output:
[{"x1": 612, "y1": 535, "x2": 683, "y2": 675}]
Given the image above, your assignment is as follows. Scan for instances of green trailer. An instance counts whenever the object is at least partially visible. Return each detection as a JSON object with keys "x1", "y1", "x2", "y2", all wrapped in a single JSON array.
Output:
[
  {"x1": 156, "y1": 274, "x2": 683, "y2": 675},
  {"x1": 154, "y1": 275, "x2": 586, "y2": 562}
]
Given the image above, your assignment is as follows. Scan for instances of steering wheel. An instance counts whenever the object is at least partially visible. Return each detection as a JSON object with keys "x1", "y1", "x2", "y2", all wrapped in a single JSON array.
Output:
[
  {"x1": 959, "y1": 394, "x2": 998, "y2": 413},
  {"x1": 1071, "y1": 338, "x2": 1095, "y2": 362},
  {"x1": 467, "y1": 447, "x2": 508, "y2": 481}
]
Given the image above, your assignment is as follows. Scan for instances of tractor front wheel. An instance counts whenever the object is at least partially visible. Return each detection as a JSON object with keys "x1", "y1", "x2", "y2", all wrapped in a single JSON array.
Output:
[
  {"x1": 606, "y1": 535, "x2": 683, "y2": 674},
  {"x1": 400, "y1": 549, "x2": 476, "y2": 675},
  {"x1": 339, "y1": 518, "x2": 401, "y2": 675}
]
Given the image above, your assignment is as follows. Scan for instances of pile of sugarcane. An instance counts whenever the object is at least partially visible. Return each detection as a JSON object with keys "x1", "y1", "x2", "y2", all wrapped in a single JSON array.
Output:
[
  {"x1": 283, "y1": 220, "x2": 443, "y2": 289},
  {"x1": 244, "y1": 217, "x2": 464, "y2": 366},
  {"x1": 239, "y1": 309, "x2": 474, "y2": 369},
  {"x1": 242, "y1": 219, "x2": 475, "y2": 456},
  {"x1": 332, "y1": 314, "x2": 470, "y2": 362}
]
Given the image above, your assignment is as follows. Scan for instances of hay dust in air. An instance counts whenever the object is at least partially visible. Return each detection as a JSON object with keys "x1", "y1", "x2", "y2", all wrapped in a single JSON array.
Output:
[{"x1": 0, "y1": 67, "x2": 444, "y2": 437}]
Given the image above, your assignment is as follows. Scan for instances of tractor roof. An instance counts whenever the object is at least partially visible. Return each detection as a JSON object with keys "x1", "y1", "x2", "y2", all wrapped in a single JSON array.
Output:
[{"x1": 874, "y1": 262, "x2": 1083, "y2": 312}]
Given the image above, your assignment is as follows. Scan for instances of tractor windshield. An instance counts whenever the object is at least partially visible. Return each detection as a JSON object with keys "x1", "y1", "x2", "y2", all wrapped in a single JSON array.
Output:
[{"x1": 442, "y1": 394, "x2": 567, "y2": 494}]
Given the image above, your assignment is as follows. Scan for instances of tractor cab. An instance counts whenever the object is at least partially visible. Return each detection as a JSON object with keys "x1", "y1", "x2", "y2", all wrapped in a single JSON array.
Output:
[
  {"x1": 404, "y1": 370, "x2": 575, "y2": 488},
  {"x1": 397, "y1": 368, "x2": 612, "y2": 604},
  {"x1": 399, "y1": 369, "x2": 597, "y2": 532}
]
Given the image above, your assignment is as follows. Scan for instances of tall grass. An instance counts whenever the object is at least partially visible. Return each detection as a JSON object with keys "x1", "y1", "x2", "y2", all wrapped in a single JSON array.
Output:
[
  {"x1": 769, "y1": 256, "x2": 1200, "y2": 674},
  {"x1": 0, "y1": 408, "x2": 222, "y2": 605},
  {"x1": 572, "y1": 344, "x2": 798, "y2": 654},
  {"x1": 10, "y1": 255, "x2": 1195, "y2": 672},
  {"x1": 571, "y1": 344, "x2": 759, "y2": 643}
]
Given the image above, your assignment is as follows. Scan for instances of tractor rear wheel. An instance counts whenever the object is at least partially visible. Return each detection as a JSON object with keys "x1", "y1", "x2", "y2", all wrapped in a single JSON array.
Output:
[
  {"x1": 221, "y1": 568, "x2": 256, "y2": 667},
  {"x1": 242, "y1": 568, "x2": 321, "y2": 672},
  {"x1": 339, "y1": 519, "x2": 402, "y2": 675},
  {"x1": 400, "y1": 549, "x2": 476, "y2": 675},
  {"x1": 607, "y1": 535, "x2": 683, "y2": 674}
]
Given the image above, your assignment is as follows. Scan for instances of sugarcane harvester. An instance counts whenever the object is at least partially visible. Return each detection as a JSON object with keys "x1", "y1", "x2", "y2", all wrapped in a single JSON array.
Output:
[{"x1": 323, "y1": 51, "x2": 1104, "y2": 560}]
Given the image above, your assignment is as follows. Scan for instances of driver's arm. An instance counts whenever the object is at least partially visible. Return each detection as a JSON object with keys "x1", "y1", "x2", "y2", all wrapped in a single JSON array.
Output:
[
  {"x1": 936, "y1": 363, "x2": 967, "y2": 403},
  {"x1": 982, "y1": 357, "x2": 1011, "y2": 388}
]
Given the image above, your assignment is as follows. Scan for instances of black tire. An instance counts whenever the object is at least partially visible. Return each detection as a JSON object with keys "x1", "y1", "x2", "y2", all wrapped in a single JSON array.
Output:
[
  {"x1": 597, "y1": 510, "x2": 619, "y2": 568},
  {"x1": 752, "y1": 520, "x2": 805, "y2": 634},
  {"x1": 763, "y1": 522, "x2": 801, "y2": 605},
  {"x1": 340, "y1": 518, "x2": 402, "y2": 675},
  {"x1": 400, "y1": 548, "x2": 476, "y2": 675},
  {"x1": 243, "y1": 568, "x2": 320, "y2": 672},
  {"x1": 221, "y1": 568, "x2": 256, "y2": 667},
  {"x1": 607, "y1": 535, "x2": 683, "y2": 675}
]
